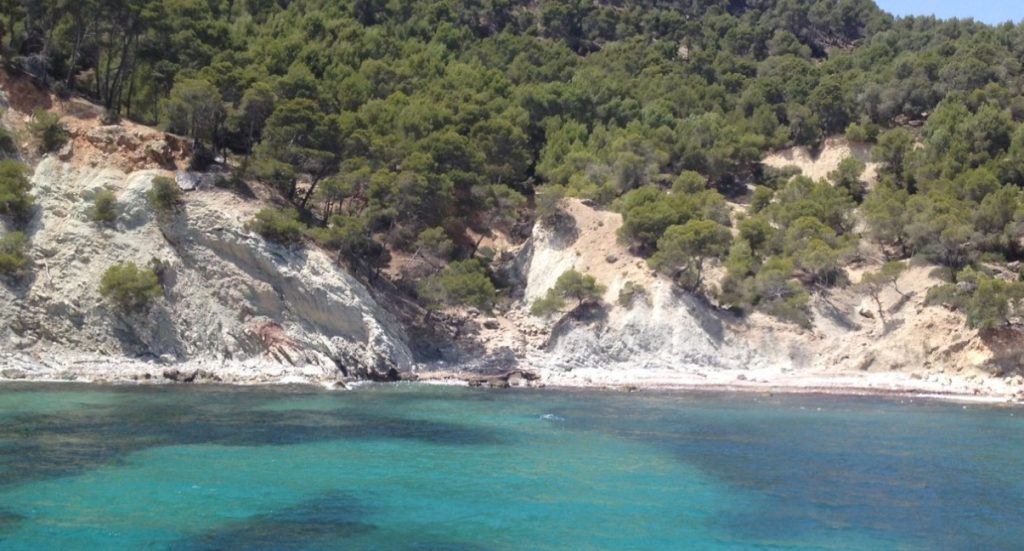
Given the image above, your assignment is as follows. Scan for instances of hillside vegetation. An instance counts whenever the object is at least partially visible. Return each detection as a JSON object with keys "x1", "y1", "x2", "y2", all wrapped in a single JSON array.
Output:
[{"x1": 4, "y1": 0, "x2": 1024, "y2": 331}]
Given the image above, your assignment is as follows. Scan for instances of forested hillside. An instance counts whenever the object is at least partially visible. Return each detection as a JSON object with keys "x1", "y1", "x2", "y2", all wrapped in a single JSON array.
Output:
[{"x1": 4, "y1": 0, "x2": 1024, "y2": 329}]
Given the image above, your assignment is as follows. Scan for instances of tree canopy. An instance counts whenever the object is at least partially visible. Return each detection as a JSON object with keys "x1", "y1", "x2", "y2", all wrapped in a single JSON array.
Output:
[{"x1": 8, "y1": 0, "x2": 1024, "y2": 325}]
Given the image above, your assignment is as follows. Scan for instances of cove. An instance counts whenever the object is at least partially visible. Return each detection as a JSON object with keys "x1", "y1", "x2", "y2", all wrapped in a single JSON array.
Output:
[{"x1": 0, "y1": 383, "x2": 1021, "y2": 549}]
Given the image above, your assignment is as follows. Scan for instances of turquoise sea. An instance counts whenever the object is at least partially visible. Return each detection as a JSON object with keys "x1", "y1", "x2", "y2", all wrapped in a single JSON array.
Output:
[{"x1": 0, "y1": 383, "x2": 1021, "y2": 550}]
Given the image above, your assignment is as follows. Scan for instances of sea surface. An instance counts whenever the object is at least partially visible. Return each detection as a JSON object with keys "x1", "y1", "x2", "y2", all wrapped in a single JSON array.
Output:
[{"x1": 0, "y1": 383, "x2": 1021, "y2": 550}]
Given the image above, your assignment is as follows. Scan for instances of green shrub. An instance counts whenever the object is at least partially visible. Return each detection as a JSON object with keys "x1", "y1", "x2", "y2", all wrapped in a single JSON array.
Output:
[
  {"x1": 247, "y1": 207, "x2": 305, "y2": 244},
  {"x1": 147, "y1": 176, "x2": 182, "y2": 214},
  {"x1": 27, "y1": 109, "x2": 68, "y2": 153},
  {"x1": 924, "y1": 283, "x2": 962, "y2": 309},
  {"x1": 415, "y1": 226, "x2": 454, "y2": 259},
  {"x1": 0, "y1": 232, "x2": 29, "y2": 277},
  {"x1": 99, "y1": 262, "x2": 163, "y2": 313},
  {"x1": 844, "y1": 121, "x2": 878, "y2": 143},
  {"x1": 649, "y1": 220, "x2": 732, "y2": 291},
  {"x1": 671, "y1": 171, "x2": 706, "y2": 194},
  {"x1": 925, "y1": 270, "x2": 1024, "y2": 330},
  {"x1": 828, "y1": 157, "x2": 867, "y2": 202},
  {"x1": 531, "y1": 269, "x2": 605, "y2": 316},
  {"x1": 89, "y1": 189, "x2": 118, "y2": 225},
  {"x1": 529, "y1": 294, "x2": 565, "y2": 317},
  {"x1": 751, "y1": 257, "x2": 812, "y2": 327},
  {"x1": 749, "y1": 187, "x2": 774, "y2": 213},
  {"x1": 0, "y1": 160, "x2": 34, "y2": 225},
  {"x1": 758, "y1": 285, "x2": 812, "y2": 328},
  {"x1": 617, "y1": 281, "x2": 648, "y2": 308},
  {"x1": 307, "y1": 215, "x2": 391, "y2": 272},
  {"x1": 419, "y1": 259, "x2": 496, "y2": 309}
]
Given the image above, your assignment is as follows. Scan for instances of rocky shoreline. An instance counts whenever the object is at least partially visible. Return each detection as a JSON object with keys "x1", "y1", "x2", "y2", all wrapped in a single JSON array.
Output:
[{"x1": 3, "y1": 352, "x2": 1022, "y2": 405}]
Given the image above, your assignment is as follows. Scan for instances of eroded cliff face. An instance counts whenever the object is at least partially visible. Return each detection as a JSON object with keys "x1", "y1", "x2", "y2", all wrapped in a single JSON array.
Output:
[
  {"x1": 0, "y1": 158, "x2": 413, "y2": 383},
  {"x1": 508, "y1": 199, "x2": 1024, "y2": 397}
]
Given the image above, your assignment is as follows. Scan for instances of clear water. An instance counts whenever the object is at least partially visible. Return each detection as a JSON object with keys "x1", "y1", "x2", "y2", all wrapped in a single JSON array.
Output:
[{"x1": 0, "y1": 384, "x2": 1021, "y2": 550}]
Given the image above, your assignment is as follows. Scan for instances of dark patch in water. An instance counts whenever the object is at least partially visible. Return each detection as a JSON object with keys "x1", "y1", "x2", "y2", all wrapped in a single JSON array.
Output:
[
  {"x1": 551, "y1": 393, "x2": 1024, "y2": 550},
  {"x1": 171, "y1": 492, "x2": 487, "y2": 551},
  {"x1": 0, "y1": 387, "x2": 503, "y2": 488},
  {"x1": 0, "y1": 510, "x2": 25, "y2": 535},
  {"x1": 170, "y1": 492, "x2": 376, "y2": 550}
]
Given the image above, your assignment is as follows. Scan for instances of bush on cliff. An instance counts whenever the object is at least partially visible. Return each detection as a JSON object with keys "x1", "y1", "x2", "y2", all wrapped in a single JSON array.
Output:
[
  {"x1": 531, "y1": 269, "x2": 605, "y2": 316},
  {"x1": 27, "y1": 109, "x2": 68, "y2": 153},
  {"x1": 419, "y1": 259, "x2": 496, "y2": 310},
  {"x1": 0, "y1": 160, "x2": 34, "y2": 225},
  {"x1": 617, "y1": 281, "x2": 648, "y2": 308},
  {"x1": 247, "y1": 207, "x2": 305, "y2": 244},
  {"x1": 0, "y1": 232, "x2": 29, "y2": 277},
  {"x1": 147, "y1": 176, "x2": 182, "y2": 214},
  {"x1": 89, "y1": 189, "x2": 118, "y2": 226},
  {"x1": 99, "y1": 262, "x2": 163, "y2": 313}
]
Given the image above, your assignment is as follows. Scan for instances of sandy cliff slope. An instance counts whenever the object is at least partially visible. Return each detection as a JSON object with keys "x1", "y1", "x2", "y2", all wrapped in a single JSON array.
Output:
[
  {"x1": 762, "y1": 137, "x2": 879, "y2": 185},
  {"x1": 431, "y1": 199, "x2": 1024, "y2": 401}
]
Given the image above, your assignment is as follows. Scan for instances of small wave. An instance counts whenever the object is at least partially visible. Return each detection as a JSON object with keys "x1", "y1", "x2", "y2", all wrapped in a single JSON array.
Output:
[{"x1": 540, "y1": 413, "x2": 565, "y2": 422}]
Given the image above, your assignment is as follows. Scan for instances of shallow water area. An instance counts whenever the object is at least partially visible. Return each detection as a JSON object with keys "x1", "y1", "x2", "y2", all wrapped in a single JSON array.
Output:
[{"x1": 0, "y1": 382, "x2": 1021, "y2": 549}]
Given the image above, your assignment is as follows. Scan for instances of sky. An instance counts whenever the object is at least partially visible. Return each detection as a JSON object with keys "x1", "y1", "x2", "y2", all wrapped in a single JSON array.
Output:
[{"x1": 874, "y1": 0, "x2": 1024, "y2": 24}]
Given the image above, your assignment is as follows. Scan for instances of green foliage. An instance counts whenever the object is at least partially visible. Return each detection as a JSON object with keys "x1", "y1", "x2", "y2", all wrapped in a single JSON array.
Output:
[
  {"x1": 617, "y1": 281, "x2": 648, "y2": 308},
  {"x1": 845, "y1": 121, "x2": 877, "y2": 143},
  {"x1": 309, "y1": 214, "x2": 385, "y2": 264},
  {"x1": 873, "y1": 128, "x2": 915, "y2": 187},
  {"x1": 828, "y1": 157, "x2": 867, "y2": 202},
  {"x1": 767, "y1": 176, "x2": 855, "y2": 235},
  {"x1": 926, "y1": 268, "x2": 1024, "y2": 330},
  {"x1": 781, "y1": 217, "x2": 848, "y2": 286},
  {"x1": 0, "y1": 232, "x2": 29, "y2": 277},
  {"x1": 0, "y1": 160, "x2": 34, "y2": 225},
  {"x1": 12, "y1": 0, "x2": 1024, "y2": 325},
  {"x1": 472, "y1": 184, "x2": 527, "y2": 230},
  {"x1": 671, "y1": 171, "x2": 706, "y2": 195},
  {"x1": 752, "y1": 257, "x2": 812, "y2": 327},
  {"x1": 858, "y1": 261, "x2": 908, "y2": 319},
  {"x1": 161, "y1": 78, "x2": 225, "y2": 147},
  {"x1": 531, "y1": 269, "x2": 605, "y2": 316},
  {"x1": 415, "y1": 227, "x2": 454, "y2": 260},
  {"x1": 875, "y1": 261, "x2": 908, "y2": 294},
  {"x1": 419, "y1": 259, "x2": 497, "y2": 310},
  {"x1": 147, "y1": 176, "x2": 182, "y2": 214},
  {"x1": 255, "y1": 99, "x2": 341, "y2": 202},
  {"x1": 530, "y1": 294, "x2": 565, "y2": 317},
  {"x1": 99, "y1": 262, "x2": 163, "y2": 313},
  {"x1": 749, "y1": 187, "x2": 774, "y2": 213},
  {"x1": 248, "y1": 208, "x2": 306, "y2": 244},
  {"x1": 649, "y1": 220, "x2": 731, "y2": 291},
  {"x1": 27, "y1": 110, "x2": 68, "y2": 153},
  {"x1": 720, "y1": 254, "x2": 812, "y2": 327},
  {"x1": 616, "y1": 184, "x2": 729, "y2": 254},
  {"x1": 862, "y1": 181, "x2": 910, "y2": 253},
  {"x1": 89, "y1": 189, "x2": 118, "y2": 226}
]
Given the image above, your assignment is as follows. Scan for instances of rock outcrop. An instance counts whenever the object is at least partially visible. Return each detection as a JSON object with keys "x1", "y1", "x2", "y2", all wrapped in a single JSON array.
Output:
[
  {"x1": 435, "y1": 198, "x2": 1024, "y2": 399},
  {"x1": 0, "y1": 158, "x2": 413, "y2": 384}
]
